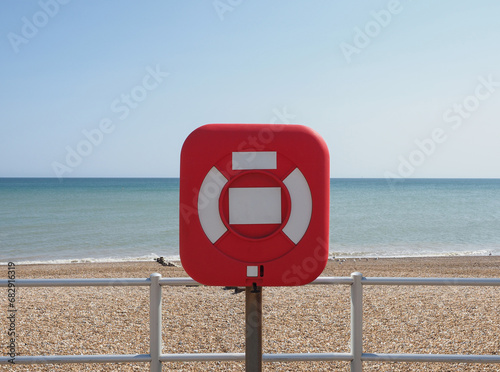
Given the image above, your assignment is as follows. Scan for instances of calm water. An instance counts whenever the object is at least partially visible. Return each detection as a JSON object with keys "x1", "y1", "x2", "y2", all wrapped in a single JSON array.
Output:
[{"x1": 1, "y1": 178, "x2": 499, "y2": 264}]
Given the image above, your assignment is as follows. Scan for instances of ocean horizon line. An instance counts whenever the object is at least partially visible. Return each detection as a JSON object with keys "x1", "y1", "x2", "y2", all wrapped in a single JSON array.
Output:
[{"x1": 2, "y1": 177, "x2": 500, "y2": 180}]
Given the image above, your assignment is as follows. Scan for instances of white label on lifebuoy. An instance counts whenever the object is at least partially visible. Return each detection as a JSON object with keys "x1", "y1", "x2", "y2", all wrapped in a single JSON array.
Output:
[
  {"x1": 232, "y1": 151, "x2": 277, "y2": 170},
  {"x1": 229, "y1": 187, "x2": 282, "y2": 225}
]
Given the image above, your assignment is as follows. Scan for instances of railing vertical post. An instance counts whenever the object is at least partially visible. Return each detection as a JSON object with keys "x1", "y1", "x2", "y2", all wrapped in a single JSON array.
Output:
[
  {"x1": 350, "y1": 272, "x2": 363, "y2": 372},
  {"x1": 150, "y1": 273, "x2": 162, "y2": 372}
]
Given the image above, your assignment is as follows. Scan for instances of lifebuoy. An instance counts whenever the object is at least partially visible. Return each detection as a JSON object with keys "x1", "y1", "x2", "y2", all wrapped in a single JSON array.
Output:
[{"x1": 198, "y1": 150, "x2": 312, "y2": 263}]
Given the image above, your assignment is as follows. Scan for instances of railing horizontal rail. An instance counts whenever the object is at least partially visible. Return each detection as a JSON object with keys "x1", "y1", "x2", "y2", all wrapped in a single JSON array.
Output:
[
  {"x1": 159, "y1": 277, "x2": 201, "y2": 286},
  {"x1": 362, "y1": 353, "x2": 500, "y2": 363},
  {"x1": 3, "y1": 276, "x2": 500, "y2": 288},
  {"x1": 0, "y1": 278, "x2": 150, "y2": 287},
  {"x1": 3, "y1": 352, "x2": 499, "y2": 365},
  {"x1": 159, "y1": 352, "x2": 244, "y2": 362},
  {"x1": 0, "y1": 354, "x2": 151, "y2": 364},
  {"x1": 308, "y1": 276, "x2": 354, "y2": 285},
  {"x1": 159, "y1": 352, "x2": 354, "y2": 362},
  {"x1": 263, "y1": 352, "x2": 353, "y2": 362}
]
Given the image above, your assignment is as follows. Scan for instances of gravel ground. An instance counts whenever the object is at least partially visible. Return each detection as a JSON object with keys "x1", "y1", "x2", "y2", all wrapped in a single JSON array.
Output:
[{"x1": 1, "y1": 256, "x2": 499, "y2": 371}]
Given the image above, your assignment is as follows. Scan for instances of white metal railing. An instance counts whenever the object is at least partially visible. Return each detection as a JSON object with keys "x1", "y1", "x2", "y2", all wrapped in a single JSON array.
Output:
[{"x1": 1, "y1": 272, "x2": 500, "y2": 371}]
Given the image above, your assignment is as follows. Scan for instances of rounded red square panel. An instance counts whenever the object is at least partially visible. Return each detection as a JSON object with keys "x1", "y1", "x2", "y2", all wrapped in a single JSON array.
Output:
[{"x1": 179, "y1": 124, "x2": 329, "y2": 286}]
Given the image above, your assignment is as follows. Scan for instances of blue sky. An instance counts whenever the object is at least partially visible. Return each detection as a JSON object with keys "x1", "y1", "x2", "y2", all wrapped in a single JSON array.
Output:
[{"x1": 1, "y1": 0, "x2": 500, "y2": 178}]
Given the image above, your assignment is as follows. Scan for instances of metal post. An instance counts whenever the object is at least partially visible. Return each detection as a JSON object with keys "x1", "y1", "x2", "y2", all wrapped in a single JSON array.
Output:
[
  {"x1": 245, "y1": 286, "x2": 262, "y2": 372},
  {"x1": 150, "y1": 273, "x2": 162, "y2": 372},
  {"x1": 350, "y1": 272, "x2": 363, "y2": 372}
]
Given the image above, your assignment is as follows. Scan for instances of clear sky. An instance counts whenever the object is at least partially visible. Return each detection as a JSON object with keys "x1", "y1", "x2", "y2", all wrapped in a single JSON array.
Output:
[{"x1": 1, "y1": 1, "x2": 500, "y2": 178}]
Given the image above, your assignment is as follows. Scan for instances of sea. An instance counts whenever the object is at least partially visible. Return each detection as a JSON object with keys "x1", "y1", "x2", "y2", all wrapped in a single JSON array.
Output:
[{"x1": 1, "y1": 178, "x2": 499, "y2": 265}]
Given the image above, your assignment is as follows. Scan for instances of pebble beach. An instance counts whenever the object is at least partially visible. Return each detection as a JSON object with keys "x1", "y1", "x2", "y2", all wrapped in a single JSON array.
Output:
[{"x1": 1, "y1": 256, "x2": 499, "y2": 371}]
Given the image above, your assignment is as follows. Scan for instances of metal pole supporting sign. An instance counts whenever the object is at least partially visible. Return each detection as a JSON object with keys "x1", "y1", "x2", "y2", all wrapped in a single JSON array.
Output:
[{"x1": 245, "y1": 285, "x2": 262, "y2": 371}]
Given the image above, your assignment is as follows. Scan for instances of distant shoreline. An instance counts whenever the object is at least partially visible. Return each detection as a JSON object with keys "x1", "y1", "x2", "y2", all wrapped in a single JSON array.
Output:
[
  {"x1": 1, "y1": 253, "x2": 499, "y2": 267},
  {"x1": 6, "y1": 255, "x2": 499, "y2": 277}
]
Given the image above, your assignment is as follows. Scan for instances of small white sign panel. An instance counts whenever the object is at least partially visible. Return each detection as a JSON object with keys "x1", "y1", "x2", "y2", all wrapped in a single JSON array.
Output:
[
  {"x1": 232, "y1": 152, "x2": 277, "y2": 170},
  {"x1": 247, "y1": 266, "x2": 259, "y2": 277}
]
